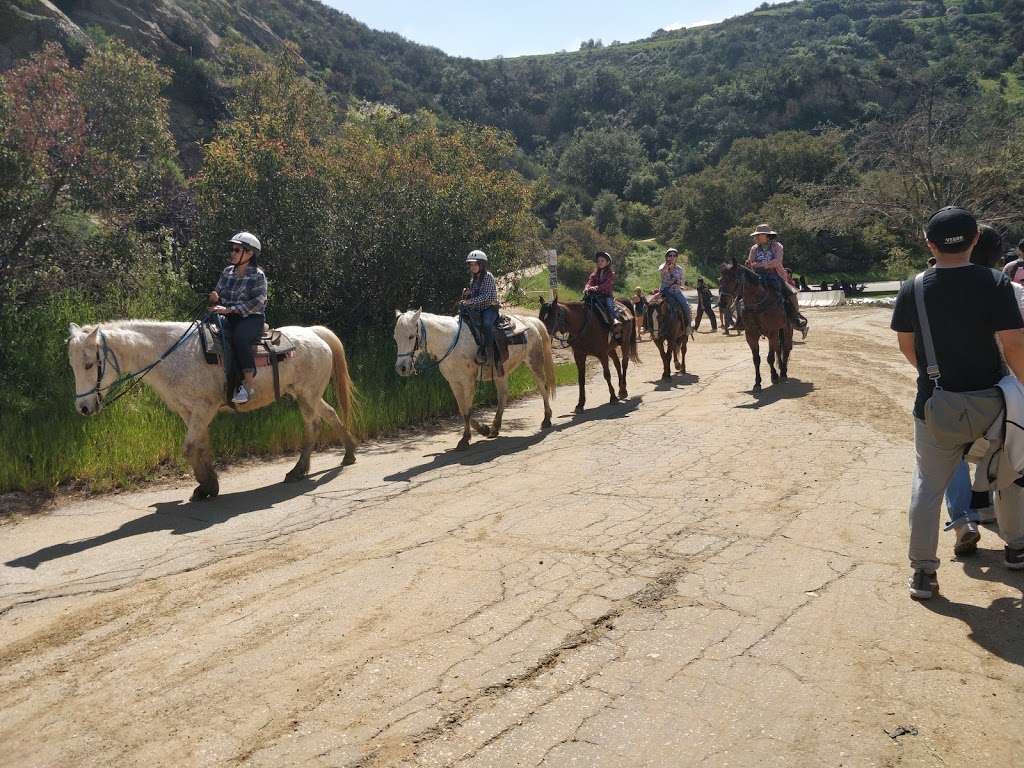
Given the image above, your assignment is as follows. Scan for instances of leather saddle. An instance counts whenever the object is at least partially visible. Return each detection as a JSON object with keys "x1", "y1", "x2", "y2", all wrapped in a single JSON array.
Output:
[
  {"x1": 463, "y1": 311, "x2": 529, "y2": 367},
  {"x1": 199, "y1": 317, "x2": 296, "y2": 403},
  {"x1": 585, "y1": 295, "x2": 633, "y2": 328}
]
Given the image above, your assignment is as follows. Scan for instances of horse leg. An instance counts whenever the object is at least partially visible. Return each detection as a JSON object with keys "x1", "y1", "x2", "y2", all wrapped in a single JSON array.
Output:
[
  {"x1": 678, "y1": 334, "x2": 688, "y2": 375},
  {"x1": 746, "y1": 330, "x2": 762, "y2": 394},
  {"x1": 600, "y1": 353, "x2": 617, "y2": 404},
  {"x1": 527, "y1": 345, "x2": 553, "y2": 429},
  {"x1": 781, "y1": 328, "x2": 792, "y2": 380},
  {"x1": 452, "y1": 377, "x2": 475, "y2": 450},
  {"x1": 182, "y1": 408, "x2": 219, "y2": 501},
  {"x1": 315, "y1": 397, "x2": 356, "y2": 465},
  {"x1": 610, "y1": 348, "x2": 627, "y2": 400},
  {"x1": 657, "y1": 337, "x2": 671, "y2": 380},
  {"x1": 574, "y1": 349, "x2": 588, "y2": 412},
  {"x1": 286, "y1": 398, "x2": 320, "y2": 482},
  {"x1": 483, "y1": 374, "x2": 508, "y2": 438},
  {"x1": 768, "y1": 333, "x2": 780, "y2": 384}
]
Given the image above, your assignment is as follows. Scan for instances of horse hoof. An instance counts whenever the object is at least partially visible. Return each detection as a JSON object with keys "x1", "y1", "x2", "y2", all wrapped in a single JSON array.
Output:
[
  {"x1": 752, "y1": 384, "x2": 762, "y2": 394},
  {"x1": 190, "y1": 486, "x2": 217, "y2": 502},
  {"x1": 574, "y1": 405, "x2": 585, "y2": 413},
  {"x1": 342, "y1": 452, "x2": 357, "y2": 466},
  {"x1": 456, "y1": 438, "x2": 471, "y2": 451},
  {"x1": 477, "y1": 424, "x2": 491, "y2": 437},
  {"x1": 284, "y1": 472, "x2": 305, "y2": 484},
  {"x1": 541, "y1": 418, "x2": 552, "y2": 429},
  {"x1": 771, "y1": 373, "x2": 780, "y2": 384}
]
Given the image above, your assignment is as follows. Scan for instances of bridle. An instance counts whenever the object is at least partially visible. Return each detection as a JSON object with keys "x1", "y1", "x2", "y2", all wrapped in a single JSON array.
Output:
[
  {"x1": 541, "y1": 301, "x2": 574, "y2": 348},
  {"x1": 396, "y1": 314, "x2": 463, "y2": 373},
  {"x1": 75, "y1": 322, "x2": 199, "y2": 410}
]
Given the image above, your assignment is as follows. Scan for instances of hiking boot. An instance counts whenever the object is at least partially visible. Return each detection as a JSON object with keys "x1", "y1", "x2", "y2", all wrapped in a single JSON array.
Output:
[
  {"x1": 475, "y1": 347, "x2": 487, "y2": 365},
  {"x1": 231, "y1": 384, "x2": 250, "y2": 404},
  {"x1": 908, "y1": 569, "x2": 936, "y2": 600},
  {"x1": 1005, "y1": 547, "x2": 1024, "y2": 570},
  {"x1": 954, "y1": 522, "x2": 980, "y2": 557}
]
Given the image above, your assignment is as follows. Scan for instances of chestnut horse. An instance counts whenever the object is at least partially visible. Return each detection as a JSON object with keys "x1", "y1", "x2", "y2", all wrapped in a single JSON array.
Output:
[
  {"x1": 651, "y1": 299, "x2": 689, "y2": 380},
  {"x1": 540, "y1": 295, "x2": 640, "y2": 411},
  {"x1": 718, "y1": 262, "x2": 792, "y2": 393}
]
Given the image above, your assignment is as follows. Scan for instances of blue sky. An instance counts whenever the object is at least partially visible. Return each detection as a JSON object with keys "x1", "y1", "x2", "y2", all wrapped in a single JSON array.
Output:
[{"x1": 322, "y1": 1, "x2": 784, "y2": 59}]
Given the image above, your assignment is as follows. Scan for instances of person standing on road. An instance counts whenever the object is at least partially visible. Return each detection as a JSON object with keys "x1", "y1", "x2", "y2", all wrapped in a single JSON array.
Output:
[
  {"x1": 694, "y1": 277, "x2": 717, "y2": 331},
  {"x1": 891, "y1": 208, "x2": 1024, "y2": 599},
  {"x1": 943, "y1": 226, "x2": 1011, "y2": 556},
  {"x1": 631, "y1": 287, "x2": 648, "y2": 340}
]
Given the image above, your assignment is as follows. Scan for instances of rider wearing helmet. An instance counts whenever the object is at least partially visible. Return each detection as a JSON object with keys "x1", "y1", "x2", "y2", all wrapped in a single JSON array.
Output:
[
  {"x1": 460, "y1": 250, "x2": 503, "y2": 374},
  {"x1": 658, "y1": 248, "x2": 692, "y2": 330},
  {"x1": 746, "y1": 224, "x2": 808, "y2": 337},
  {"x1": 584, "y1": 252, "x2": 620, "y2": 329},
  {"x1": 208, "y1": 231, "x2": 268, "y2": 404}
]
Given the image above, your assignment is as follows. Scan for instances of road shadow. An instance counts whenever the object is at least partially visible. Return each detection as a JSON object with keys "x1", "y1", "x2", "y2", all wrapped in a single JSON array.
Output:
[
  {"x1": 734, "y1": 378, "x2": 815, "y2": 409},
  {"x1": 385, "y1": 397, "x2": 641, "y2": 483},
  {"x1": 919, "y1": 547, "x2": 1023, "y2": 667},
  {"x1": 4, "y1": 466, "x2": 344, "y2": 570},
  {"x1": 650, "y1": 372, "x2": 700, "y2": 391}
]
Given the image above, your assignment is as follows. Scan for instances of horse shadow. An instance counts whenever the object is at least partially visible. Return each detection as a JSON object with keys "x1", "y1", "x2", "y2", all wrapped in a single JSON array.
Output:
[
  {"x1": 4, "y1": 466, "x2": 344, "y2": 570},
  {"x1": 651, "y1": 373, "x2": 700, "y2": 391},
  {"x1": 384, "y1": 397, "x2": 641, "y2": 483},
  {"x1": 918, "y1": 547, "x2": 1024, "y2": 667},
  {"x1": 735, "y1": 378, "x2": 815, "y2": 409}
]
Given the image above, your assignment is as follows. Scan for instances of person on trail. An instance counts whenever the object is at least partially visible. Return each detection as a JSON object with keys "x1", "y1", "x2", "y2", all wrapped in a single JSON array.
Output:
[
  {"x1": 943, "y1": 226, "x2": 1008, "y2": 556},
  {"x1": 694, "y1": 277, "x2": 717, "y2": 331},
  {"x1": 208, "y1": 231, "x2": 268, "y2": 405},
  {"x1": 584, "y1": 252, "x2": 621, "y2": 331},
  {"x1": 460, "y1": 250, "x2": 503, "y2": 375},
  {"x1": 891, "y1": 207, "x2": 1024, "y2": 599},
  {"x1": 631, "y1": 287, "x2": 648, "y2": 340},
  {"x1": 1003, "y1": 238, "x2": 1024, "y2": 284},
  {"x1": 746, "y1": 224, "x2": 808, "y2": 339},
  {"x1": 658, "y1": 248, "x2": 692, "y2": 331}
]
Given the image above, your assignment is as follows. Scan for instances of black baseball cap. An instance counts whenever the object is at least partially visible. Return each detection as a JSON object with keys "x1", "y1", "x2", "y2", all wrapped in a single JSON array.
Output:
[{"x1": 924, "y1": 206, "x2": 977, "y2": 252}]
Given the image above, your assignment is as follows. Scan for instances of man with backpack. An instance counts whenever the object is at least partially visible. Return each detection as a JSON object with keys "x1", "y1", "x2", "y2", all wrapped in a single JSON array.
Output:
[{"x1": 890, "y1": 207, "x2": 1024, "y2": 599}]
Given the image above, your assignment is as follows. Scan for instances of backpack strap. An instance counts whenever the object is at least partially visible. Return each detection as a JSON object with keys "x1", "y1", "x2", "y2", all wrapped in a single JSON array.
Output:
[{"x1": 913, "y1": 271, "x2": 942, "y2": 389}]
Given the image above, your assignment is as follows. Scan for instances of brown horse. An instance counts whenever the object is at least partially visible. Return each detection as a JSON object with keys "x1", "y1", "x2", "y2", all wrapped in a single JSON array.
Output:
[
  {"x1": 719, "y1": 261, "x2": 792, "y2": 393},
  {"x1": 540, "y1": 295, "x2": 640, "y2": 411},
  {"x1": 651, "y1": 299, "x2": 690, "y2": 380}
]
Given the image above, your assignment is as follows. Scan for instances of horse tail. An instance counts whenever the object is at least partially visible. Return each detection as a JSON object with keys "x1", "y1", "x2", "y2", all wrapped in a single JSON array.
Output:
[
  {"x1": 312, "y1": 326, "x2": 355, "y2": 430},
  {"x1": 540, "y1": 323, "x2": 557, "y2": 401},
  {"x1": 627, "y1": 320, "x2": 641, "y2": 364}
]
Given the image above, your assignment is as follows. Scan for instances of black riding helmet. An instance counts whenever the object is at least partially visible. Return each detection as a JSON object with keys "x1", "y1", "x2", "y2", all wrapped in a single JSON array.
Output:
[{"x1": 593, "y1": 251, "x2": 611, "y2": 263}]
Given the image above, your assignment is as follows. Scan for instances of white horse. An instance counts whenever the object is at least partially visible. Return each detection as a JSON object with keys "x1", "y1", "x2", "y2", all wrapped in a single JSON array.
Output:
[
  {"x1": 67, "y1": 320, "x2": 357, "y2": 501},
  {"x1": 393, "y1": 310, "x2": 556, "y2": 449}
]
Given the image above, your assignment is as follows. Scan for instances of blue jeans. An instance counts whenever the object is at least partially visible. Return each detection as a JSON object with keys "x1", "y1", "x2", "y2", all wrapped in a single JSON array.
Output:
[
  {"x1": 466, "y1": 306, "x2": 498, "y2": 353},
  {"x1": 943, "y1": 460, "x2": 992, "y2": 530}
]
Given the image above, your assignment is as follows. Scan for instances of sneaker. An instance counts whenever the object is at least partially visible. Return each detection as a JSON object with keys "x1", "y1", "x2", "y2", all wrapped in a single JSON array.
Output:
[
  {"x1": 975, "y1": 506, "x2": 996, "y2": 524},
  {"x1": 954, "y1": 522, "x2": 980, "y2": 557},
  {"x1": 908, "y1": 569, "x2": 936, "y2": 600},
  {"x1": 231, "y1": 384, "x2": 250, "y2": 404},
  {"x1": 1005, "y1": 547, "x2": 1024, "y2": 570}
]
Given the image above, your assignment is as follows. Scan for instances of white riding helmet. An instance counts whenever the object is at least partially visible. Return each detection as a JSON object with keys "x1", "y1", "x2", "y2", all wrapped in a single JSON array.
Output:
[
  {"x1": 228, "y1": 231, "x2": 261, "y2": 252},
  {"x1": 466, "y1": 249, "x2": 488, "y2": 263}
]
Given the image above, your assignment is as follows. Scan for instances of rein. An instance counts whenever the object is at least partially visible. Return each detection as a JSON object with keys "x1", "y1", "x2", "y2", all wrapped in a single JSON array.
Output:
[
  {"x1": 76, "y1": 321, "x2": 200, "y2": 409},
  {"x1": 397, "y1": 314, "x2": 464, "y2": 373}
]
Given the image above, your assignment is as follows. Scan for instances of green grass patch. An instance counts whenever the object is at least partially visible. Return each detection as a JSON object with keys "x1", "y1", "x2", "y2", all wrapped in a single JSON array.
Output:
[
  {"x1": 516, "y1": 270, "x2": 582, "y2": 302},
  {"x1": 624, "y1": 240, "x2": 719, "y2": 291}
]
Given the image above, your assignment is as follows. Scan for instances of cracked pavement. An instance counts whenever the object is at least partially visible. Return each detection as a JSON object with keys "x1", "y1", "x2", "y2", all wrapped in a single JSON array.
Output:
[{"x1": 1, "y1": 308, "x2": 1022, "y2": 767}]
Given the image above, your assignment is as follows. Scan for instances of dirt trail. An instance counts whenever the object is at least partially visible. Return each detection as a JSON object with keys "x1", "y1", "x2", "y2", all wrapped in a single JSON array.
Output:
[{"x1": 2, "y1": 308, "x2": 1021, "y2": 768}]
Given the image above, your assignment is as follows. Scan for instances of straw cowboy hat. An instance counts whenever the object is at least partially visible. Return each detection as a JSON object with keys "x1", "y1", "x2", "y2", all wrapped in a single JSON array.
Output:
[{"x1": 750, "y1": 224, "x2": 777, "y2": 237}]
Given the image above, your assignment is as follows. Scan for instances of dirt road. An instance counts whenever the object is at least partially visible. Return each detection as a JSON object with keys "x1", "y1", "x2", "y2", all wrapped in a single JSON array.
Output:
[{"x1": 2, "y1": 308, "x2": 1021, "y2": 767}]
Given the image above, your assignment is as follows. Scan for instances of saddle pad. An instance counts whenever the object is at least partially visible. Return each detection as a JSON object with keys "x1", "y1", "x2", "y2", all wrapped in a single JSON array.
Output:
[{"x1": 497, "y1": 313, "x2": 530, "y2": 337}]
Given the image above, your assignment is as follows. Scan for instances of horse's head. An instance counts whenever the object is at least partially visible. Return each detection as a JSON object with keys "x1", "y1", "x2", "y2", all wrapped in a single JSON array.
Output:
[
  {"x1": 718, "y1": 263, "x2": 739, "y2": 298},
  {"x1": 393, "y1": 308, "x2": 423, "y2": 377},
  {"x1": 538, "y1": 293, "x2": 564, "y2": 336},
  {"x1": 67, "y1": 322, "x2": 107, "y2": 415}
]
